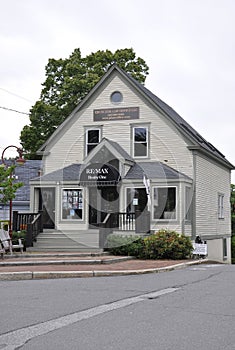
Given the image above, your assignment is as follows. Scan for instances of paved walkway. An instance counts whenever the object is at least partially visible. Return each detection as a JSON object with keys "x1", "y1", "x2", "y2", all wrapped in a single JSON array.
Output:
[{"x1": 0, "y1": 252, "x2": 207, "y2": 280}]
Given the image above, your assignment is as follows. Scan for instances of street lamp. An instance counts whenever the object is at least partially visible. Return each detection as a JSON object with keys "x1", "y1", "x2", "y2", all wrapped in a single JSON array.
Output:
[{"x1": 1, "y1": 145, "x2": 25, "y2": 237}]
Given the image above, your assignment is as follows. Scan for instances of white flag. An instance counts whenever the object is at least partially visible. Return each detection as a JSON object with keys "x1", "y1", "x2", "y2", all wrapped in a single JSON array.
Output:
[
  {"x1": 143, "y1": 174, "x2": 151, "y2": 211},
  {"x1": 143, "y1": 174, "x2": 150, "y2": 196}
]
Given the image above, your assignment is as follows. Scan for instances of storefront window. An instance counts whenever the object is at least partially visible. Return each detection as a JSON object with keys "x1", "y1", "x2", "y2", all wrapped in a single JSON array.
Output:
[
  {"x1": 62, "y1": 189, "x2": 83, "y2": 220},
  {"x1": 153, "y1": 187, "x2": 176, "y2": 220}
]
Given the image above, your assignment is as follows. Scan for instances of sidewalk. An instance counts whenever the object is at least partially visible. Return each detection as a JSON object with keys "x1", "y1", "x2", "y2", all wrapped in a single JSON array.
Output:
[{"x1": 0, "y1": 252, "x2": 207, "y2": 281}]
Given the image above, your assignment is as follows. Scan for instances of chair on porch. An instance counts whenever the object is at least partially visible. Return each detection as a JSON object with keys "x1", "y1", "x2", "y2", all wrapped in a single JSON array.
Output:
[
  {"x1": 0, "y1": 241, "x2": 5, "y2": 259},
  {"x1": 0, "y1": 229, "x2": 24, "y2": 255}
]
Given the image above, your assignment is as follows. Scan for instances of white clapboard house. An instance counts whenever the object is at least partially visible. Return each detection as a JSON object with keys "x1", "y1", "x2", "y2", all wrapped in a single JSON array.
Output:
[{"x1": 30, "y1": 65, "x2": 234, "y2": 262}]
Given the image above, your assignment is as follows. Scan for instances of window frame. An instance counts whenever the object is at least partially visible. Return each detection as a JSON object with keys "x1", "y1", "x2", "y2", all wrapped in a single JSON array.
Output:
[
  {"x1": 131, "y1": 124, "x2": 149, "y2": 158},
  {"x1": 218, "y1": 193, "x2": 224, "y2": 219},
  {"x1": 61, "y1": 188, "x2": 84, "y2": 221},
  {"x1": 152, "y1": 186, "x2": 177, "y2": 221},
  {"x1": 85, "y1": 127, "x2": 101, "y2": 156}
]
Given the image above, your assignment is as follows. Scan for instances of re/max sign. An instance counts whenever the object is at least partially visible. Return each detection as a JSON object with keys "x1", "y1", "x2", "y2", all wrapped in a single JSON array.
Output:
[{"x1": 93, "y1": 107, "x2": 139, "y2": 121}]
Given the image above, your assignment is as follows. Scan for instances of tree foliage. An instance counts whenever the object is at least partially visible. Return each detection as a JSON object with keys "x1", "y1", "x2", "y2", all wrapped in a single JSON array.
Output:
[
  {"x1": 20, "y1": 48, "x2": 149, "y2": 159},
  {"x1": 0, "y1": 166, "x2": 23, "y2": 204},
  {"x1": 231, "y1": 184, "x2": 235, "y2": 234}
]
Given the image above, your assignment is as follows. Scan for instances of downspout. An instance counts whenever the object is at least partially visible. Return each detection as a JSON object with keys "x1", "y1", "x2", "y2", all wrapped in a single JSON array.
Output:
[{"x1": 192, "y1": 150, "x2": 197, "y2": 240}]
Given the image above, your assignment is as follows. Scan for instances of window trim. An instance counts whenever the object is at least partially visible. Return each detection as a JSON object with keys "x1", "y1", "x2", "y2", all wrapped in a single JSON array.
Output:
[
  {"x1": 85, "y1": 127, "x2": 101, "y2": 156},
  {"x1": 61, "y1": 188, "x2": 84, "y2": 221},
  {"x1": 218, "y1": 193, "x2": 224, "y2": 219},
  {"x1": 131, "y1": 124, "x2": 149, "y2": 158},
  {"x1": 152, "y1": 186, "x2": 177, "y2": 221}
]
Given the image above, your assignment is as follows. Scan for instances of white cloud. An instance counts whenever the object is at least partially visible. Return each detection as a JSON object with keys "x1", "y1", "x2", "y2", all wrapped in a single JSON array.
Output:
[{"x1": 0, "y1": 0, "x2": 234, "y2": 181}]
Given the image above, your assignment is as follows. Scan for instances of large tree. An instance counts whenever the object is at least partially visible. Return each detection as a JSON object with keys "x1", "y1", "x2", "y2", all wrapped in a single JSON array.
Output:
[{"x1": 20, "y1": 48, "x2": 149, "y2": 159}]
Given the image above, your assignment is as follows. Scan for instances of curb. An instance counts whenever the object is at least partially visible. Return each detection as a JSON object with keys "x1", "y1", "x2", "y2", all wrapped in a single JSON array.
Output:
[
  {"x1": 0, "y1": 259, "x2": 208, "y2": 281},
  {"x1": 0, "y1": 256, "x2": 133, "y2": 267}
]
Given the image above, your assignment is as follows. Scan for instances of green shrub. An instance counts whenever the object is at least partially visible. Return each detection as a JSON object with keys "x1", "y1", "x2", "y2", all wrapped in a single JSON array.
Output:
[
  {"x1": 12, "y1": 230, "x2": 26, "y2": 244},
  {"x1": 106, "y1": 234, "x2": 143, "y2": 256},
  {"x1": 142, "y1": 229, "x2": 193, "y2": 260},
  {"x1": 231, "y1": 235, "x2": 235, "y2": 264},
  {"x1": 106, "y1": 229, "x2": 193, "y2": 260}
]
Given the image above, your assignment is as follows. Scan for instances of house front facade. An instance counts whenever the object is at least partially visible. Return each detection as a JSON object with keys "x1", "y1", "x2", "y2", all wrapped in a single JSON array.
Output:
[{"x1": 30, "y1": 65, "x2": 234, "y2": 262}]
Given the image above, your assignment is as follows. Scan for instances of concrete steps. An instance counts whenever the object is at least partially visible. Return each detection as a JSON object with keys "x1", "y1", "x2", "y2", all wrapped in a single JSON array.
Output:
[{"x1": 27, "y1": 230, "x2": 101, "y2": 252}]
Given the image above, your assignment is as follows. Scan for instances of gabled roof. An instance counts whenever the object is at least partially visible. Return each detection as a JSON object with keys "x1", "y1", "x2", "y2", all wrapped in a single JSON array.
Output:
[
  {"x1": 125, "y1": 162, "x2": 192, "y2": 181},
  {"x1": 37, "y1": 64, "x2": 234, "y2": 169},
  {"x1": 31, "y1": 161, "x2": 191, "y2": 183},
  {"x1": 31, "y1": 164, "x2": 81, "y2": 183},
  {"x1": 90, "y1": 138, "x2": 134, "y2": 163}
]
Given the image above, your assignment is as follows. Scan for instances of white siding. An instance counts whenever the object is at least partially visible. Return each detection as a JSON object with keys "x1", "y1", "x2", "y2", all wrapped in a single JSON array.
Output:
[
  {"x1": 195, "y1": 154, "x2": 231, "y2": 237},
  {"x1": 43, "y1": 75, "x2": 193, "y2": 179}
]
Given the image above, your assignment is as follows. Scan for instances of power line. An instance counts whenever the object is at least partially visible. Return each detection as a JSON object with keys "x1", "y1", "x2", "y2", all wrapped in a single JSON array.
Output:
[
  {"x1": 0, "y1": 87, "x2": 33, "y2": 103},
  {"x1": 0, "y1": 105, "x2": 30, "y2": 115}
]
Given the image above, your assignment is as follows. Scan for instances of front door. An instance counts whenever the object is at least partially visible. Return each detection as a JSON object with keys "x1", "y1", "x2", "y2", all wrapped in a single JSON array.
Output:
[
  {"x1": 39, "y1": 188, "x2": 55, "y2": 229},
  {"x1": 89, "y1": 186, "x2": 119, "y2": 227},
  {"x1": 126, "y1": 188, "x2": 148, "y2": 217}
]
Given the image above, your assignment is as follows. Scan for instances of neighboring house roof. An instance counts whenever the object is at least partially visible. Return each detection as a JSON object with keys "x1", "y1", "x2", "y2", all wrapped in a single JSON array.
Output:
[
  {"x1": 37, "y1": 64, "x2": 234, "y2": 169},
  {"x1": 0, "y1": 160, "x2": 41, "y2": 202},
  {"x1": 125, "y1": 162, "x2": 192, "y2": 181}
]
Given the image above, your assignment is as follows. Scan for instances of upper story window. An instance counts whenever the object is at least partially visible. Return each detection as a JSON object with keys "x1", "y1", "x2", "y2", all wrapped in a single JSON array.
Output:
[
  {"x1": 218, "y1": 193, "x2": 224, "y2": 219},
  {"x1": 86, "y1": 129, "x2": 101, "y2": 155},
  {"x1": 133, "y1": 126, "x2": 148, "y2": 157}
]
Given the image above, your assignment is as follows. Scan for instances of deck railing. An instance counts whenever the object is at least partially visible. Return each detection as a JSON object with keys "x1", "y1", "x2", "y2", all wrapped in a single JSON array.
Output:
[{"x1": 13, "y1": 211, "x2": 43, "y2": 247}]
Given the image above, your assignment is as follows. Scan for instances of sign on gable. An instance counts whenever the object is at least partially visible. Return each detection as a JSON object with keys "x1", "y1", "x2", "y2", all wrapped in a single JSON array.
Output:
[{"x1": 94, "y1": 107, "x2": 139, "y2": 121}]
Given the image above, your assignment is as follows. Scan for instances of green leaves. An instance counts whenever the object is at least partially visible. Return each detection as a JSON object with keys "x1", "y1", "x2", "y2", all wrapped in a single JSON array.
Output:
[
  {"x1": 0, "y1": 166, "x2": 23, "y2": 204},
  {"x1": 20, "y1": 48, "x2": 149, "y2": 159},
  {"x1": 231, "y1": 184, "x2": 235, "y2": 233},
  {"x1": 106, "y1": 230, "x2": 193, "y2": 260}
]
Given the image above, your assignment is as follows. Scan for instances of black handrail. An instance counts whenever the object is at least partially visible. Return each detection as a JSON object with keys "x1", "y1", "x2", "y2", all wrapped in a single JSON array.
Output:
[
  {"x1": 13, "y1": 211, "x2": 43, "y2": 248},
  {"x1": 26, "y1": 213, "x2": 42, "y2": 247}
]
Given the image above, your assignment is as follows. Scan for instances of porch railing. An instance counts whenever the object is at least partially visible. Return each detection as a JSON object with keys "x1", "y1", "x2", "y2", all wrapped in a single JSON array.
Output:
[
  {"x1": 13, "y1": 211, "x2": 43, "y2": 248},
  {"x1": 118, "y1": 212, "x2": 135, "y2": 231},
  {"x1": 99, "y1": 212, "x2": 136, "y2": 248}
]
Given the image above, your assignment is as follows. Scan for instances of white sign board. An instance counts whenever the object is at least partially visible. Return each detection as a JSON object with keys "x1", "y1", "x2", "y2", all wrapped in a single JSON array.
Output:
[{"x1": 192, "y1": 243, "x2": 208, "y2": 255}]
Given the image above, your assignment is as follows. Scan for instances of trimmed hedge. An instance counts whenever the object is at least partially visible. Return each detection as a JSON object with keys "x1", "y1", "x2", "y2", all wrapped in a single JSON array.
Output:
[
  {"x1": 106, "y1": 234, "x2": 144, "y2": 256},
  {"x1": 106, "y1": 229, "x2": 193, "y2": 260}
]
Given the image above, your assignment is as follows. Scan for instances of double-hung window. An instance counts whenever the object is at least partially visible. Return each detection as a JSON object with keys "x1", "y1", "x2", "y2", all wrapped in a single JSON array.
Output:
[
  {"x1": 86, "y1": 129, "x2": 100, "y2": 155},
  {"x1": 218, "y1": 194, "x2": 224, "y2": 219},
  {"x1": 133, "y1": 126, "x2": 148, "y2": 157}
]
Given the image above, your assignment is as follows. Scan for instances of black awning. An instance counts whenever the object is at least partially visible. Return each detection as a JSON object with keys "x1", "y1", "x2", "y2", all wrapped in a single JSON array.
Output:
[{"x1": 79, "y1": 163, "x2": 121, "y2": 187}]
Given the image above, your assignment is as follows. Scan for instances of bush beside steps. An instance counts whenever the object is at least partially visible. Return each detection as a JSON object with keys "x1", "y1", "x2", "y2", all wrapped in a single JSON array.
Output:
[{"x1": 106, "y1": 229, "x2": 193, "y2": 260}]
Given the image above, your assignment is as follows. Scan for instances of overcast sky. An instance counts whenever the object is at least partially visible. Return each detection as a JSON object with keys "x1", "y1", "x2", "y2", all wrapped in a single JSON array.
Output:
[{"x1": 1, "y1": 0, "x2": 234, "y2": 182}]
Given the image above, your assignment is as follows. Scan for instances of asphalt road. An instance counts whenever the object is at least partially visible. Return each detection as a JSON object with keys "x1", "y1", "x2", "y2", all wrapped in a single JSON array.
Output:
[{"x1": 0, "y1": 263, "x2": 235, "y2": 350}]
